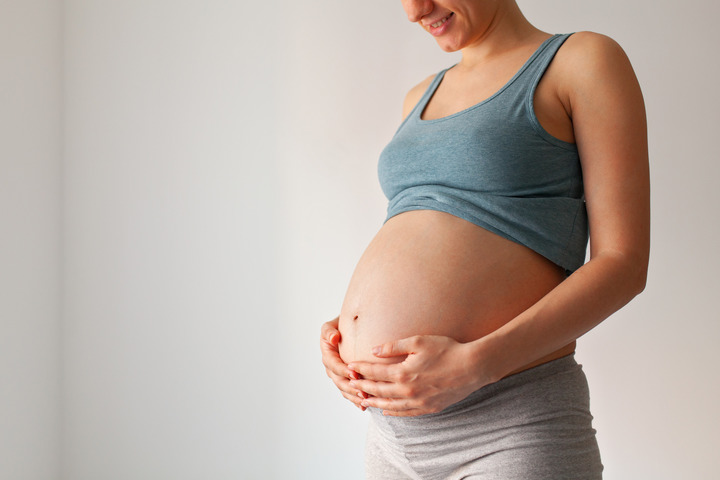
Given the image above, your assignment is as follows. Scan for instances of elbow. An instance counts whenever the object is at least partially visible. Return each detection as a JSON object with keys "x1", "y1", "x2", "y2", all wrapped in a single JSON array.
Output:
[
  {"x1": 598, "y1": 248, "x2": 649, "y2": 298},
  {"x1": 627, "y1": 252, "x2": 649, "y2": 297},
  {"x1": 633, "y1": 265, "x2": 648, "y2": 296}
]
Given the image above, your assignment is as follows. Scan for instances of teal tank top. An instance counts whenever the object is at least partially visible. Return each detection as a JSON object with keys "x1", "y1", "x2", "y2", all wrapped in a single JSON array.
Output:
[{"x1": 377, "y1": 34, "x2": 588, "y2": 274}]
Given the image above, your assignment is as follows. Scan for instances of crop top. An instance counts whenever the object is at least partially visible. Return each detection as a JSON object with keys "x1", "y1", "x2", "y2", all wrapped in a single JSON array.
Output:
[{"x1": 377, "y1": 33, "x2": 588, "y2": 274}]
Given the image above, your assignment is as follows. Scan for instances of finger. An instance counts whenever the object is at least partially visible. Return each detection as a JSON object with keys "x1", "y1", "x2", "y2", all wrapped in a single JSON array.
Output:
[
  {"x1": 359, "y1": 395, "x2": 417, "y2": 413},
  {"x1": 371, "y1": 336, "x2": 420, "y2": 358},
  {"x1": 344, "y1": 394, "x2": 367, "y2": 411},
  {"x1": 321, "y1": 349, "x2": 350, "y2": 378},
  {"x1": 364, "y1": 400, "x2": 434, "y2": 417},
  {"x1": 325, "y1": 369, "x2": 361, "y2": 395},
  {"x1": 327, "y1": 370, "x2": 365, "y2": 397},
  {"x1": 319, "y1": 338, "x2": 343, "y2": 365},
  {"x1": 320, "y1": 317, "x2": 341, "y2": 344},
  {"x1": 320, "y1": 338, "x2": 355, "y2": 379},
  {"x1": 349, "y1": 378, "x2": 407, "y2": 399},
  {"x1": 346, "y1": 361, "x2": 397, "y2": 382},
  {"x1": 340, "y1": 390, "x2": 366, "y2": 410}
]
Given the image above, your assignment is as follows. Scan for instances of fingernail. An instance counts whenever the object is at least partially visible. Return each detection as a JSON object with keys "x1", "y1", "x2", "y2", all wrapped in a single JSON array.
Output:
[
  {"x1": 361, "y1": 400, "x2": 369, "y2": 408},
  {"x1": 372, "y1": 346, "x2": 381, "y2": 355},
  {"x1": 348, "y1": 370, "x2": 359, "y2": 380},
  {"x1": 349, "y1": 381, "x2": 356, "y2": 388}
]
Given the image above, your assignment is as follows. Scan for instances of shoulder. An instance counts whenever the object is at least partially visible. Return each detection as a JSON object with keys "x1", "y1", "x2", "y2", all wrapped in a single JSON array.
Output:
[
  {"x1": 555, "y1": 31, "x2": 638, "y2": 91},
  {"x1": 552, "y1": 32, "x2": 642, "y2": 113},
  {"x1": 561, "y1": 31, "x2": 627, "y2": 57},
  {"x1": 401, "y1": 73, "x2": 436, "y2": 120}
]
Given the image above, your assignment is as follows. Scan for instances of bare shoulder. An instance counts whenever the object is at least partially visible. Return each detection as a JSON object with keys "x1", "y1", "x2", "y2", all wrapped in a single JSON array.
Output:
[
  {"x1": 555, "y1": 32, "x2": 647, "y2": 187},
  {"x1": 561, "y1": 31, "x2": 628, "y2": 57},
  {"x1": 401, "y1": 74, "x2": 436, "y2": 120},
  {"x1": 555, "y1": 31, "x2": 640, "y2": 95}
]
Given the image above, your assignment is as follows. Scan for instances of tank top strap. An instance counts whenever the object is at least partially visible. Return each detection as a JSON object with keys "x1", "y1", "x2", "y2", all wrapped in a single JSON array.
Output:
[
  {"x1": 410, "y1": 67, "x2": 452, "y2": 120},
  {"x1": 516, "y1": 33, "x2": 574, "y2": 104}
]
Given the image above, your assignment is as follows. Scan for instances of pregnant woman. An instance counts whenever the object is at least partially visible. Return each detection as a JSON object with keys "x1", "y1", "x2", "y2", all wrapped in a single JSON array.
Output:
[{"x1": 320, "y1": 1, "x2": 649, "y2": 478}]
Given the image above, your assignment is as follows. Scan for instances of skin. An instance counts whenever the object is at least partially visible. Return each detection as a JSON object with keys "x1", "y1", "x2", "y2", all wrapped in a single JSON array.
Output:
[{"x1": 321, "y1": 0, "x2": 649, "y2": 416}]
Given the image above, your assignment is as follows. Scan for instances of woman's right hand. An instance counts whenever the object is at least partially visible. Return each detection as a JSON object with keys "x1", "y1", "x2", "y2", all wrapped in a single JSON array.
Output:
[{"x1": 320, "y1": 317, "x2": 367, "y2": 411}]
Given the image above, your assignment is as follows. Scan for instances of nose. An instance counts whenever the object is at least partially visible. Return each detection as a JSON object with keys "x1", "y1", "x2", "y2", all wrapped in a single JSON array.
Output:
[{"x1": 402, "y1": 0, "x2": 434, "y2": 23}]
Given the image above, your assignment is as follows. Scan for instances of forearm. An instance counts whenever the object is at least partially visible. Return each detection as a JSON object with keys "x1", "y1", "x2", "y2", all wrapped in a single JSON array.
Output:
[
  {"x1": 472, "y1": 250, "x2": 647, "y2": 385},
  {"x1": 346, "y1": 252, "x2": 647, "y2": 416}
]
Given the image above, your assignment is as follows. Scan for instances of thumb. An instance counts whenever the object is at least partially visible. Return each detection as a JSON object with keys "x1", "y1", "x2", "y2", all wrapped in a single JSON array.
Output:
[
  {"x1": 321, "y1": 318, "x2": 341, "y2": 345},
  {"x1": 371, "y1": 336, "x2": 418, "y2": 358}
]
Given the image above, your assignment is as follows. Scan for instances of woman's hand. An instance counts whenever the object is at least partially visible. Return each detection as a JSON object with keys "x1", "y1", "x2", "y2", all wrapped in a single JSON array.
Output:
[
  {"x1": 347, "y1": 335, "x2": 491, "y2": 417},
  {"x1": 320, "y1": 317, "x2": 368, "y2": 411}
]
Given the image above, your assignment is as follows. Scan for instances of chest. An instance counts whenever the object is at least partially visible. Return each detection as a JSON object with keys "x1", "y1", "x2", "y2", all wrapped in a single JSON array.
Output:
[{"x1": 422, "y1": 60, "x2": 574, "y2": 144}]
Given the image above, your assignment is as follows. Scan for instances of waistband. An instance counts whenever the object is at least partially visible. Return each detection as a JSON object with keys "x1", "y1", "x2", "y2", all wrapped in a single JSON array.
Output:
[{"x1": 369, "y1": 353, "x2": 581, "y2": 422}]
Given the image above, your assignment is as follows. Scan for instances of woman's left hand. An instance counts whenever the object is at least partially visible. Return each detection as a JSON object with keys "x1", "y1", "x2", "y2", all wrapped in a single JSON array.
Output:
[{"x1": 347, "y1": 335, "x2": 491, "y2": 417}]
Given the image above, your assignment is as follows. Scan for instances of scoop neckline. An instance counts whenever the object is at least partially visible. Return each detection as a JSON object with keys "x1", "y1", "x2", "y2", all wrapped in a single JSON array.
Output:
[{"x1": 417, "y1": 34, "x2": 560, "y2": 124}]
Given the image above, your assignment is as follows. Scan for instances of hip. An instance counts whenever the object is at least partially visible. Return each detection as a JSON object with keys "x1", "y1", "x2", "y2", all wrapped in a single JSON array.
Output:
[{"x1": 366, "y1": 354, "x2": 603, "y2": 480}]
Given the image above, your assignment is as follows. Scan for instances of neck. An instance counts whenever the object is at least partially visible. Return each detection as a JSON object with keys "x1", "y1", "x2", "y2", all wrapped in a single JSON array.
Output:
[{"x1": 457, "y1": 2, "x2": 545, "y2": 69}]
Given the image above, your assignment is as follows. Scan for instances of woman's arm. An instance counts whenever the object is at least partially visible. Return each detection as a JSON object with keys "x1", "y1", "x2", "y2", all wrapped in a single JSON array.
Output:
[{"x1": 348, "y1": 32, "x2": 650, "y2": 416}]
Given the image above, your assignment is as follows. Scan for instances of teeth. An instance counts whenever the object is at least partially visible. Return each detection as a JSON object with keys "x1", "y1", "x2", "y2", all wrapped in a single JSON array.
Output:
[{"x1": 431, "y1": 15, "x2": 450, "y2": 28}]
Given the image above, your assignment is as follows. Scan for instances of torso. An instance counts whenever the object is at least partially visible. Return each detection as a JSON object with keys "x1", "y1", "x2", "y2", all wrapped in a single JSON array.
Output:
[
  {"x1": 338, "y1": 34, "x2": 579, "y2": 371},
  {"x1": 338, "y1": 211, "x2": 576, "y2": 367},
  {"x1": 417, "y1": 33, "x2": 574, "y2": 142}
]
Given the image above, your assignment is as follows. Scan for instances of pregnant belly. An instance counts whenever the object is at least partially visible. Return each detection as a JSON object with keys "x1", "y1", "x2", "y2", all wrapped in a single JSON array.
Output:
[{"x1": 337, "y1": 210, "x2": 567, "y2": 365}]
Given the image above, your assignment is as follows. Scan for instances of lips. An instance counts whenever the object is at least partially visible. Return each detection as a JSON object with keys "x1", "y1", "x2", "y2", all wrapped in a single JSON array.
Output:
[
  {"x1": 425, "y1": 12, "x2": 454, "y2": 37},
  {"x1": 430, "y1": 12, "x2": 454, "y2": 28}
]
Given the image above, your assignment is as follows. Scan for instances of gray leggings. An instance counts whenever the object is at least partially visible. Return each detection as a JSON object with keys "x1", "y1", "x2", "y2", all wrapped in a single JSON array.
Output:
[{"x1": 365, "y1": 354, "x2": 603, "y2": 480}]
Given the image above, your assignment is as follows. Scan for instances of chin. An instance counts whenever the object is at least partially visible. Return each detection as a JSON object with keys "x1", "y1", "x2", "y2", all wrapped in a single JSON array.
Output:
[
  {"x1": 436, "y1": 40, "x2": 462, "y2": 53},
  {"x1": 433, "y1": 34, "x2": 466, "y2": 52}
]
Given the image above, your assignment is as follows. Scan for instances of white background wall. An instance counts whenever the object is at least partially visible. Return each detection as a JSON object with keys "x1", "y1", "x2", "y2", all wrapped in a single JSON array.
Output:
[
  {"x1": 0, "y1": 1, "x2": 62, "y2": 478},
  {"x1": 1, "y1": 0, "x2": 718, "y2": 479}
]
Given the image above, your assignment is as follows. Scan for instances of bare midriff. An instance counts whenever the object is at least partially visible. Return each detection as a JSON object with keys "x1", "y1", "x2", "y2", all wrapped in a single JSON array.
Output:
[{"x1": 338, "y1": 210, "x2": 576, "y2": 374}]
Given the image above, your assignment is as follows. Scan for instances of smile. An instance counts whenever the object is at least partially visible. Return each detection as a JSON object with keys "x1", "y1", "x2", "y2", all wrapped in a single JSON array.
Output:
[{"x1": 430, "y1": 12, "x2": 454, "y2": 28}]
